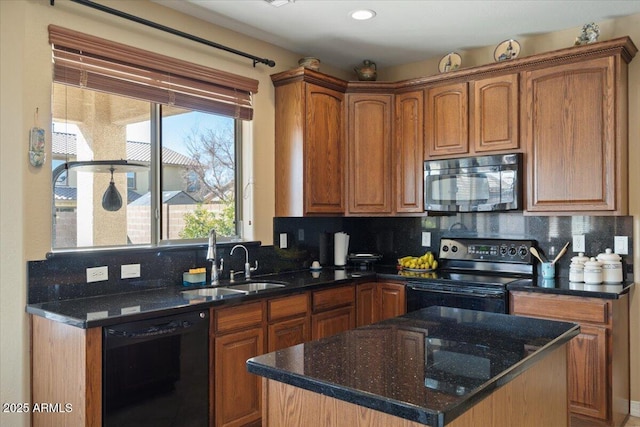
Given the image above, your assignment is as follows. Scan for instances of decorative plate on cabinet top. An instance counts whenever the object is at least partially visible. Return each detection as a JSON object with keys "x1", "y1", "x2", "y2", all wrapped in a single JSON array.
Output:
[
  {"x1": 438, "y1": 52, "x2": 461, "y2": 73},
  {"x1": 494, "y1": 39, "x2": 520, "y2": 62}
]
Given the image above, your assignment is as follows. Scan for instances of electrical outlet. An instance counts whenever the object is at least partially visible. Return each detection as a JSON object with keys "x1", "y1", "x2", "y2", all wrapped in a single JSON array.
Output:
[
  {"x1": 614, "y1": 236, "x2": 629, "y2": 255},
  {"x1": 121, "y1": 264, "x2": 141, "y2": 279},
  {"x1": 279, "y1": 233, "x2": 288, "y2": 249},
  {"x1": 298, "y1": 229, "x2": 305, "y2": 241},
  {"x1": 422, "y1": 232, "x2": 432, "y2": 247},
  {"x1": 572, "y1": 235, "x2": 585, "y2": 252},
  {"x1": 86, "y1": 266, "x2": 108, "y2": 283}
]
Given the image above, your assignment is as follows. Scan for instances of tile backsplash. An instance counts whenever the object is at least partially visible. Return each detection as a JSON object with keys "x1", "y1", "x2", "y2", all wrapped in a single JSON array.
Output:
[
  {"x1": 273, "y1": 213, "x2": 634, "y2": 280},
  {"x1": 28, "y1": 213, "x2": 633, "y2": 304}
]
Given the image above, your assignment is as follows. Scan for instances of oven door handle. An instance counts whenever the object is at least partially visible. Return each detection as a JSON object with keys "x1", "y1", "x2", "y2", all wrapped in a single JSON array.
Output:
[{"x1": 407, "y1": 285, "x2": 504, "y2": 298}]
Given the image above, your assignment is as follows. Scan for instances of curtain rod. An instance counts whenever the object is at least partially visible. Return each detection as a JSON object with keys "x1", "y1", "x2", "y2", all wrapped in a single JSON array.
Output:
[{"x1": 50, "y1": 0, "x2": 276, "y2": 68}]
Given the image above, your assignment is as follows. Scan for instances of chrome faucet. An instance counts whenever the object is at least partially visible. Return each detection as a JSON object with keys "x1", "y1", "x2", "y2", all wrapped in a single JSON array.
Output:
[
  {"x1": 207, "y1": 229, "x2": 223, "y2": 285},
  {"x1": 230, "y1": 244, "x2": 258, "y2": 280}
]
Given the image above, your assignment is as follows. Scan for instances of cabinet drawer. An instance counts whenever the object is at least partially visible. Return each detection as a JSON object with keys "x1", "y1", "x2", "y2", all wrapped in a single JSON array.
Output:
[
  {"x1": 510, "y1": 292, "x2": 609, "y2": 325},
  {"x1": 214, "y1": 301, "x2": 264, "y2": 333},
  {"x1": 268, "y1": 293, "x2": 309, "y2": 322},
  {"x1": 312, "y1": 285, "x2": 355, "y2": 312}
]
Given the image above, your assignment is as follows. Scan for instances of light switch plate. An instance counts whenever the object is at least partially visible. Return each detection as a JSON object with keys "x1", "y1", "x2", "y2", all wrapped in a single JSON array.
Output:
[
  {"x1": 87, "y1": 266, "x2": 108, "y2": 283},
  {"x1": 614, "y1": 236, "x2": 629, "y2": 255},
  {"x1": 572, "y1": 235, "x2": 585, "y2": 252},
  {"x1": 422, "y1": 232, "x2": 432, "y2": 247},
  {"x1": 121, "y1": 264, "x2": 141, "y2": 279},
  {"x1": 298, "y1": 229, "x2": 304, "y2": 241}
]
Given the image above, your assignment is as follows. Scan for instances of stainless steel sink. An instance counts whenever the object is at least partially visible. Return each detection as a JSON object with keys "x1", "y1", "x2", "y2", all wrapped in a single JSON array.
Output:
[
  {"x1": 226, "y1": 282, "x2": 286, "y2": 293},
  {"x1": 181, "y1": 287, "x2": 247, "y2": 300}
]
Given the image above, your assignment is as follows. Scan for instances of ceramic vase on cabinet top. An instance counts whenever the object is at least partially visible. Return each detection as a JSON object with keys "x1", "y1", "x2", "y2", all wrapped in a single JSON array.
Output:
[{"x1": 354, "y1": 60, "x2": 377, "y2": 81}]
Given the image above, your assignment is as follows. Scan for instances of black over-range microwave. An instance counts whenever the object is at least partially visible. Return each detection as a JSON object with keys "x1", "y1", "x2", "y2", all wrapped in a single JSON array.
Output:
[{"x1": 424, "y1": 153, "x2": 522, "y2": 212}]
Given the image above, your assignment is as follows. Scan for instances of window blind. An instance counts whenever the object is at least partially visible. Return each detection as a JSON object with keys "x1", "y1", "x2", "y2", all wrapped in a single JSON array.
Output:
[{"x1": 49, "y1": 25, "x2": 258, "y2": 120}]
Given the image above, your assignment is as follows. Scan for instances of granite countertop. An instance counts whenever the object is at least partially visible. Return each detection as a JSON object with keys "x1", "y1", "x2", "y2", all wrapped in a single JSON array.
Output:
[
  {"x1": 26, "y1": 268, "x2": 375, "y2": 328},
  {"x1": 247, "y1": 306, "x2": 580, "y2": 427},
  {"x1": 506, "y1": 277, "x2": 634, "y2": 299},
  {"x1": 27, "y1": 263, "x2": 633, "y2": 329},
  {"x1": 373, "y1": 265, "x2": 633, "y2": 299}
]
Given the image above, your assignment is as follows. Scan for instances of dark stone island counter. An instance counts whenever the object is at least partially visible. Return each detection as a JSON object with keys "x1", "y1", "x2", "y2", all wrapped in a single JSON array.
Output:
[{"x1": 247, "y1": 306, "x2": 579, "y2": 427}]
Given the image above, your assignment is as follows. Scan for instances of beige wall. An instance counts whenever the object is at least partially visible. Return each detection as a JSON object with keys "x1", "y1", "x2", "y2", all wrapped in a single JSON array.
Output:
[
  {"x1": 382, "y1": 13, "x2": 640, "y2": 411},
  {"x1": 0, "y1": 1, "x2": 346, "y2": 425},
  {"x1": 1, "y1": 1, "x2": 638, "y2": 425}
]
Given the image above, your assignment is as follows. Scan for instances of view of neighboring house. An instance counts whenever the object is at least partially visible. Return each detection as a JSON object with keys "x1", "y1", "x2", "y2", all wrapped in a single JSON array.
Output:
[{"x1": 52, "y1": 131, "x2": 219, "y2": 246}]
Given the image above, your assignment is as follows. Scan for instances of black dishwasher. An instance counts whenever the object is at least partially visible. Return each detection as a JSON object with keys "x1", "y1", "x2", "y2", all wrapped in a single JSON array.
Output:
[{"x1": 103, "y1": 310, "x2": 209, "y2": 427}]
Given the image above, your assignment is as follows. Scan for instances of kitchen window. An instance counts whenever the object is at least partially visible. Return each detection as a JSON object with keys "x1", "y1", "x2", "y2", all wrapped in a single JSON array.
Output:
[{"x1": 49, "y1": 25, "x2": 258, "y2": 250}]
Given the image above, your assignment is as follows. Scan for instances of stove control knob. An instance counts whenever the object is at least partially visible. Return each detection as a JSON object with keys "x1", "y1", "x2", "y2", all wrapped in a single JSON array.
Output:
[
  {"x1": 508, "y1": 247, "x2": 517, "y2": 256},
  {"x1": 451, "y1": 245, "x2": 458, "y2": 253},
  {"x1": 518, "y1": 246, "x2": 528, "y2": 258},
  {"x1": 442, "y1": 245, "x2": 449, "y2": 252}
]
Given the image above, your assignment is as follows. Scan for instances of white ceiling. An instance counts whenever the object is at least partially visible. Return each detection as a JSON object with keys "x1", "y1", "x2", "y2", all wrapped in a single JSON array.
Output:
[{"x1": 155, "y1": 0, "x2": 640, "y2": 71}]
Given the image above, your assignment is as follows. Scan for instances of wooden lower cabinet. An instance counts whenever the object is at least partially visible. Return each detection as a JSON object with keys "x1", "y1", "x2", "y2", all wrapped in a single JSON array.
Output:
[
  {"x1": 31, "y1": 316, "x2": 102, "y2": 427},
  {"x1": 29, "y1": 282, "x2": 408, "y2": 427},
  {"x1": 213, "y1": 302, "x2": 265, "y2": 427},
  {"x1": 267, "y1": 293, "x2": 310, "y2": 352},
  {"x1": 268, "y1": 317, "x2": 309, "y2": 352},
  {"x1": 510, "y1": 291, "x2": 629, "y2": 427},
  {"x1": 568, "y1": 325, "x2": 608, "y2": 420},
  {"x1": 356, "y1": 282, "x2": 377, "y2": 326},
  {"x1": 356, "y1": 281, "x2": 406, "y2": 327},
  {"x1": 311, "y1": 284, "x2": 356, "y2": 340},
  {"x1": 312, "y1": 306, "x2": 355, "y2": 340},
  {"x1": 379, "y1": 281, "x2": 406, "y2": 321}
]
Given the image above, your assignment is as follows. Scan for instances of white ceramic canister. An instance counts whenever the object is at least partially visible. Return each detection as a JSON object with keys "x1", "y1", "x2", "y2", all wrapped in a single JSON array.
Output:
[
  {"x1": 596, "y1": 248, "x2": 623, "y2": 283},
  {"x1": 583, "y1": 257, "x2": 603, "y2": 284},
  {"x1": 569, "y1": 261, "x2": 584, "y2": 283},
  {"x1": 569, "y1": 252, "x2": 589, "y2": 283}
]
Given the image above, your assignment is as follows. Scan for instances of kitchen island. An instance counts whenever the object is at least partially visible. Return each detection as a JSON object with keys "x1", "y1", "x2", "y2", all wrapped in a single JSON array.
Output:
[{"x1": 247, "y1": 306, "x2": 580, "y2": 427}]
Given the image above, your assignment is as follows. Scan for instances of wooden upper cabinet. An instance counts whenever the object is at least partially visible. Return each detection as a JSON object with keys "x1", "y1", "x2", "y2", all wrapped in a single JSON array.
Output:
[
  {"x1": 272, "y1": 69, "x2": 346, "y2": 216},
  {"x1": 522, "y1": 56, "x2": 624, "y2": 214},
  {"x1": 425, "y1": 82, "x2": 469, "y2": 157},
  {"x1": 305, "y1": 85, "x2": 345, "y2": 214},
  {"x1": 394, "y1": 90, "x2": 424, "y2": 213},
  {"x1": 346, "y1": 93, "x2": 394, "y2": 214},
  {"x1": 273, "y1": 39, "x2": 635, "y2": 217},
  {"x1": 426, "y1": 75, "x2": 518, "y2": 158},
  {"x1": 470, "y1": 73, "x2": 519, "y2": 152}
]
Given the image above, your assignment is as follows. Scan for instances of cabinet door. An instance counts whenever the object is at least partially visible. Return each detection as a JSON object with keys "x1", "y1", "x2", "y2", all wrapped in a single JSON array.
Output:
[
  {"x1": 356, "y1": 282, "x2": 378, "y2": 327},
  {"x1": 523, "y1": 56, "x2": 618, "y2": 213},
  {"x1": 395, "y1": 90, "x2": 424, "y2": 213},
  {"x1": 305, "y1": 84, "x2": 345, "y2": 214},
  {"x1": 378, "y1": 282, "x2": 406, "y2": 321},
  {"x1": 347, "y1": 94, "x2": 393, "y2": 214},
  {"x1": 311, "y1": 306, "x2": 355, "y2": 340},
  {"x1": 214, "y1": 327, "x2": 264, "y2": 427},
  {"x1": 568, "y1": 325, "x2": 608, "y2": 420},
  {"x1": 425, "y1": 82, "x2": 469, "y2": 157},
  {"x1": 470, "y1": 73, "x2": 519, "y2": 152},
  {"x1": 268, "y1": 317, "x2": 310, "y2": 353}
]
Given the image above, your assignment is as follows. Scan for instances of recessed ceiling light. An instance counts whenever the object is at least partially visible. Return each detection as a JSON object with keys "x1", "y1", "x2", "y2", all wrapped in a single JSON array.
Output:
[
  {"x1": 264, "y1": 0, "x2": 295, "y2": 7},
  {"x1": 350, "y1": 9, "x2": 376, "y2": 20}
]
